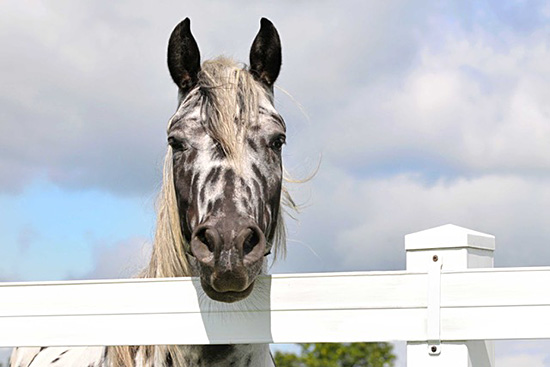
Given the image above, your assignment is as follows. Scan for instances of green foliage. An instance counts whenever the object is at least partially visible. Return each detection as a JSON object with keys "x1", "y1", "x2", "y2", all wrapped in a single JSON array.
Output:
[{"x1": 274, "y1": 342, "x2": 395, "y2": 367}]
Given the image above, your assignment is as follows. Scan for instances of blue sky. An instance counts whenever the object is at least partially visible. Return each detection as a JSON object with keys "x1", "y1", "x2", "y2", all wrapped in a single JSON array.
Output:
[
  {"x1": 0, "y1": 180, "x2": 154, "y2": 280},
  {"x1": 2, "y1": 1, "x2": 550, "y2": 365}
]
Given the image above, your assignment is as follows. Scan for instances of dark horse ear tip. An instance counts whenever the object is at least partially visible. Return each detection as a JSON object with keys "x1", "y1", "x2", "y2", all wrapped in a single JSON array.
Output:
[
  {"x1": 169, "y1": 18, "x2": 192, "y2": 38},
  {"x1": 260, "y1": 18, "x2": 274, "y2": 27},
  {"x1": 178, "y1": 18, "x2": 191, "y2": 30},
  {"x1": 170, "y1": 18, "x2": 190, "y2": 33}
]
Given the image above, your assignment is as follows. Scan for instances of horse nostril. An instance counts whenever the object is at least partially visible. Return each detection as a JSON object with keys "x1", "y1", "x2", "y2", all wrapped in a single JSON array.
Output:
[
  {"x1": 191, "y1": 225, "x2": 220, "y2": 265},
  {"x1": 239, "y1": 226, "x2": 266, "y2": 263},
  {"x1": 196, "y1": 227, "x2": 215, "y2": 253},
  {"x1": 243, "y1": 229, "x2": 260, "y2": 256}
]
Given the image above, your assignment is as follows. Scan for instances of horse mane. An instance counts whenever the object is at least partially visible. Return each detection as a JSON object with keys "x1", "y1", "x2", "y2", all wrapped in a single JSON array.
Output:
[
  {"x1": 197, "y1": 56, "x2": 264, "y2": 164},
  {"x1": 108, "y1": 57, "x2": 295, "y2": 367}
]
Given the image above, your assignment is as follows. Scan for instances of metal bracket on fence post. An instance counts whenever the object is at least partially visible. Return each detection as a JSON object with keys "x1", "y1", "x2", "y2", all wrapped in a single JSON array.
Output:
[{"x1": 427, "y1": 254, "x2": 442, "y2": 356}]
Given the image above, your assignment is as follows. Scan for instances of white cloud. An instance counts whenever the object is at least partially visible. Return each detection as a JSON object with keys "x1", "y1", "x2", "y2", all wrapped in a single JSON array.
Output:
[
  {"x1": 275, "y1": 168, "x2": 550, "y2": 274},
  {"x1": 314, "y1": 26, "x2": 550, "y2": 178},
  {"x1": 0, "y1": 1, "x2": 176, "y2": 194}
]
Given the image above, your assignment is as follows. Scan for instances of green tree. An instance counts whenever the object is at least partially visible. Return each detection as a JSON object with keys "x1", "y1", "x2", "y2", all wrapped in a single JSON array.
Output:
[{"x1": 274, "y1": 342, "x2": 395, "y2": 367}]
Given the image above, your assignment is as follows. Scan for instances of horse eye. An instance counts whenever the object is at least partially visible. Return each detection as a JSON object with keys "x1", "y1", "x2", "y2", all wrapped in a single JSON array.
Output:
[
  {"x1": 168, "y1": 136, "x2": 187, "y2": 152},
  {"x1": 269, "y1": 135, "x2": 286, "y2": 151}
]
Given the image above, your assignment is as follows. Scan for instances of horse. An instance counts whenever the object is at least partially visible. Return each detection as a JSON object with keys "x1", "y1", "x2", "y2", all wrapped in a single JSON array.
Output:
[{"x1": 10, "y1": 17, "x2": 294, "y2": 367}]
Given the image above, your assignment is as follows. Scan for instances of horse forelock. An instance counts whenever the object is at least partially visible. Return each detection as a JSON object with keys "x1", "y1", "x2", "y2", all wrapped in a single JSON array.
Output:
[{"x1": 170, "y1": 57, "x2": 276, "y2": 166}]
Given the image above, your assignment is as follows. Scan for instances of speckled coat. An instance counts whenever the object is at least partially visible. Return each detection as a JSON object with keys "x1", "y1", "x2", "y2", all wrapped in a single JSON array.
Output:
[{"x1": 10, "y1": 345, "x2": 276, "y2": 367}]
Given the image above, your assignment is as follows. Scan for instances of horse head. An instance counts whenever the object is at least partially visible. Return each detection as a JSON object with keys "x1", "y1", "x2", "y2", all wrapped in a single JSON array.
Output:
[{"x1": 166, "y1": 18, "x2": 285, "y2": 303}]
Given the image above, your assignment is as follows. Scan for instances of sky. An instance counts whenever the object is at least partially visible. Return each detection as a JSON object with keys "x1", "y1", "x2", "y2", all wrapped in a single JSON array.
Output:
[{"x1": 2, "y1": 0, "x2": 550, "y2": 366}]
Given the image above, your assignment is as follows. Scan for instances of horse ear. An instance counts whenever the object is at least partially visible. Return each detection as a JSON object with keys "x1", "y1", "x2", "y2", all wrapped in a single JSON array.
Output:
[
  {"x1": 167, "y1": 18, "x2": 201, "y2": 93},
  {"x1": 249, "y1": 18, "x2": 282, "y2": 88}
]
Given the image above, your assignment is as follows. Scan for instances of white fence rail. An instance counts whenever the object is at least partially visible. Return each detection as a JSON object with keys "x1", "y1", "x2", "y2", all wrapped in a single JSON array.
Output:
[{"x1": 1, "y1": 224, "x2": 548, "y2": 367}]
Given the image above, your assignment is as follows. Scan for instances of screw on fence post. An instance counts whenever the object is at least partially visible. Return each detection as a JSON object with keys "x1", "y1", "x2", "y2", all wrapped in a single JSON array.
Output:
[{"x1": 429, "y1": 343, "x2": 441, "y2": 356}]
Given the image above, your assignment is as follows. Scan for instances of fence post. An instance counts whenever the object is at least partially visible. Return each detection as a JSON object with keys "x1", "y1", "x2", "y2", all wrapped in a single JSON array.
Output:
[{"x1": 405, "y1": 224, "x2": 495, "y2": 367}]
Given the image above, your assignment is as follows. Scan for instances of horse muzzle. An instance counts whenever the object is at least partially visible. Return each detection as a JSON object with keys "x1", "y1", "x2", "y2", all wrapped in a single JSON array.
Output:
[{"x1": 190, "y1": 220, "x2": 266, "y2": 302}]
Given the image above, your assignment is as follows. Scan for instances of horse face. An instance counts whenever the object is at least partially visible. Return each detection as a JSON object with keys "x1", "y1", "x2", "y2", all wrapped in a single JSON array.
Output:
[{"x1": 167, "y1": 18, "x2": 283, "y2": 303}]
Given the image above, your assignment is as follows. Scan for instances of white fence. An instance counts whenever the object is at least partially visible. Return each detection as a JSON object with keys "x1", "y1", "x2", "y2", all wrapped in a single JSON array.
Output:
[{"x1": 1, "y1": 224, "x2": 549, "y2": 366}]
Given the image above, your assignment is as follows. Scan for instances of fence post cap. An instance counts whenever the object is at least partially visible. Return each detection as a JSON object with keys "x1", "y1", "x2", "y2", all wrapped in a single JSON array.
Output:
[{"x1": 405, "y1": 224, "x2": 495, "y2": 251}]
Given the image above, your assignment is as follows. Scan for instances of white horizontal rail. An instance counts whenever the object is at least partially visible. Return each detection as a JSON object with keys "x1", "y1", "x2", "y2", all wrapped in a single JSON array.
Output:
[{"x1": 0, "y1": 267, "x2": 549, "y2": 347}]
